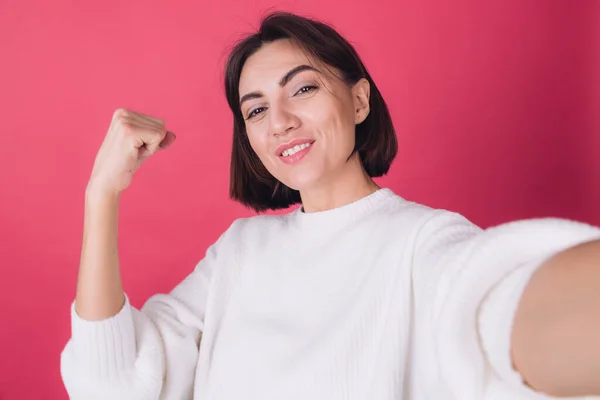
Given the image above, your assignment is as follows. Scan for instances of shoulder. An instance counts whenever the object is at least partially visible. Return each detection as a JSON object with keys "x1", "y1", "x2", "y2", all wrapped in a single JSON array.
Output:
[
  {"x1": 372, "y1": 189, "x2": 483, "y2": 251},
  {"x1": 215, "y1": 212, "x2": 293, "y2": 244},
  {"x1": 372, "y1": 189, "x2": 465, "y2": 231},
  {"x1": 195, "y1": 213, "x2": 292, "y2": 267}
]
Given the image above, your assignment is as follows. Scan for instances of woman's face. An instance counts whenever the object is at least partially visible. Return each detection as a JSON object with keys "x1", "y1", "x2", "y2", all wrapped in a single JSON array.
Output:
[{"x1": 238, "y1": 39, "x2": 370, "y2": 192}]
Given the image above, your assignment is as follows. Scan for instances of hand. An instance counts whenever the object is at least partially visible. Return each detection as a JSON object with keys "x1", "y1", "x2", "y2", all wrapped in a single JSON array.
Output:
[{"x1": 87, "y1": 108, "x2": 176, "y2": 198}]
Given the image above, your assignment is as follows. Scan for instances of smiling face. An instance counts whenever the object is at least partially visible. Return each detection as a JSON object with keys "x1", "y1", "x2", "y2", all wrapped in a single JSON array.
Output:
[{"x1": 238, "y1": 39, "x2": 370, "y2": 192}]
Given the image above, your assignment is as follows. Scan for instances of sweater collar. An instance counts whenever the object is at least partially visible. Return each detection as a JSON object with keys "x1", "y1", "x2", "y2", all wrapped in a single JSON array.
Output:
[{"x1": 290, "y1": 188, "x2": 397, "y2": 232}]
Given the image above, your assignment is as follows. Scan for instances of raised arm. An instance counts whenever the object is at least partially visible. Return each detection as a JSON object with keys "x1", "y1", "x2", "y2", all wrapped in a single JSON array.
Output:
[
  {"x1": 76, "y1": 107, "x2": 176, "y2": 319},
  {"x1": 60, "y1": 109, "x2": 209, "y2": 399}
]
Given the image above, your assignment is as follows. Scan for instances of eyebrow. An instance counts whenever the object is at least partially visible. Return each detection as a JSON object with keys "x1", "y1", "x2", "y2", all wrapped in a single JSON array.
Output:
[{"x1": 239, "y1": 64, "x2": 319, "y2": 107}]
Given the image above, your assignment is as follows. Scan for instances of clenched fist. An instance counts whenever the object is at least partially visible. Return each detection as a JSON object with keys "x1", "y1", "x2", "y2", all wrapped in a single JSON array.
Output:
[{"x1": 87, "y1": 108, "x2": 176, "y2": 197}]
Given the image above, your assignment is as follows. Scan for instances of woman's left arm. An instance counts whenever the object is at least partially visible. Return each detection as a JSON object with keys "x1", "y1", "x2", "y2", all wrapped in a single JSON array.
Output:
[
  {"x1": 511, "y1": 239, "x2": 600, "y2": 397},
  {"x1": 412, "y1": 211, "x2": 600, "y2": 400}
]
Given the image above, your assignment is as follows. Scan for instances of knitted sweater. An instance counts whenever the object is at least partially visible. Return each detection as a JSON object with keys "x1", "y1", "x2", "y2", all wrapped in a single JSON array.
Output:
[{"x1": 60, "y1": 188, "x2": 600, "y2": 399}]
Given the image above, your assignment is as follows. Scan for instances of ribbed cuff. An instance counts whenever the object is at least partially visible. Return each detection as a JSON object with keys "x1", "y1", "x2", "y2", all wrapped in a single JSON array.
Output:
[
  {"x1": 478, "y1": 258, "x2": 544, "y2": 386},
  {"x1": 432, "y1": 218, "x2": 600, "y2": 399},
  {"x1": 71, "y1": 294, "x2": 137, "y2": 380}
]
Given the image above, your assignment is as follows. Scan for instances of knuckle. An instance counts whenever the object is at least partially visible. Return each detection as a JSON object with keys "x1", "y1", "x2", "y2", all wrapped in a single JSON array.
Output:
[
  {"x1": 119, "y1": 121, "x2": 135, "y2": 135},
  {"x1": 113, "y1": 108, "x2": 130, "y2": 121},
  {"x1": 150, "y1": 131, "x2": 163, "y2": 143}
]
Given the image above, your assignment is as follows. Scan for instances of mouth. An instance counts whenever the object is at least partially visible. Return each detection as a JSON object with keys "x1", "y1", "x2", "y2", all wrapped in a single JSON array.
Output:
[{"x1": 276, "y1": 139, "x2": 315, "y2": 165}]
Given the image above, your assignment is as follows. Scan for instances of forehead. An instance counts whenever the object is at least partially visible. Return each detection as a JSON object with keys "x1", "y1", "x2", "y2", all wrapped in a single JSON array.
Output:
[{"x1": 239, "y1": 39, "x2": 316, "y2": 94}]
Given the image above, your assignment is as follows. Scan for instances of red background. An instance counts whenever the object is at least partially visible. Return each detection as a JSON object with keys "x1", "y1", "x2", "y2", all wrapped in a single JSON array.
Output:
[{"x1": 1, "y1": 1, "x2": 599, "y2": 398}]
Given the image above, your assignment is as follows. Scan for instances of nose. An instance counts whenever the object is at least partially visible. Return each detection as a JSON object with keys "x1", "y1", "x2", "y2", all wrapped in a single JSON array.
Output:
[{"x1": 269, "y1": 103, "x2": 300, "y2": 137}]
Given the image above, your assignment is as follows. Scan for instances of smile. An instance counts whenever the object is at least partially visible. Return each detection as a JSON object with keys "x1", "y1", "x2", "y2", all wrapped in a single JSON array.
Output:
[
  {"x1": 277, "y1": 140, "x2": 314, "y2": 165},
  {"x1": 282, "y1": 142, "x2": 311, "y2": 157}
]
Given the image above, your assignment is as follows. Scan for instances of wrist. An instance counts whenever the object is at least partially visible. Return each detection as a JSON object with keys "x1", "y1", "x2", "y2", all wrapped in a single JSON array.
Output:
[{"x1": 85, "y1": 182, "x2": 121, "y2": 206}]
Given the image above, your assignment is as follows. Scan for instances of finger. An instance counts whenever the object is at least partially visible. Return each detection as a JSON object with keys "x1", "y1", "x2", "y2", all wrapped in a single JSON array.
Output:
[
  {"x1": 112, "y1": 108, "x2": 165, "y2": 133},
  {"x1": 159, "y1": 131, "x2": 176, "y2": 150},
  {"x1": 140, "y1": 129, "x2": 167, "y2": 155},
  {"x1": 133, "y1": 110, "x2": 167, "y2": 127},
  {"x1": 129, "y1": 127, "x2": 166, "y2": 157},
  {"x1": 127, "y1": 111, "x2": 166, "y2": 131}
]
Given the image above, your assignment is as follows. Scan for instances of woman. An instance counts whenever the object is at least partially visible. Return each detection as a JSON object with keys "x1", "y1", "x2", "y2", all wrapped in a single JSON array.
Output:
[{"x1": 60, "y1": 11, "x2": 600, "y2": 400}]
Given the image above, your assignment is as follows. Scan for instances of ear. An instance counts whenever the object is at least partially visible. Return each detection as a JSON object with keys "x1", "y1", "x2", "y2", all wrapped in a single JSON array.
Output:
[{"x1": 352, "y1": 78, "x2": 370, "y2": 124}]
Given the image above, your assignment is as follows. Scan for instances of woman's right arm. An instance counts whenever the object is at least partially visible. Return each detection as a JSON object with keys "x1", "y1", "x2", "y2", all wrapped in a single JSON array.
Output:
[
  {"x1": 62, "y1": 242, "x2": 217, "y2": 400},
  {"x1": 76, "y1": 106, "x2": 176, "y2": 321},
  {"x1": 75, "y1": 187, "x2": 124, "y2": 322},
  {"x1": 61, "y1": 109, "x2": 206, "y2": 399}
]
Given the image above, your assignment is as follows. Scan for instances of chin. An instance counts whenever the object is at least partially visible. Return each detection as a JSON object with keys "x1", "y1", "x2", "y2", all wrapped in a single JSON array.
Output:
[{"x1": 279, "y1": 169, "x2": 324, "y2": 192}]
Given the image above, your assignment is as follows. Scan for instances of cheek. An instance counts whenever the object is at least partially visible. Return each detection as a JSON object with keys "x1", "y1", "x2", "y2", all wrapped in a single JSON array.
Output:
[
  {"x1": 312, "y1": 91, "x2": 354, "y2": 128},
  {"x1": 313, "y1": 101, "x2": 356, "y2": 149},
  {"x1": 246, "y1": 129, "x2": 271, "y2": 163}
]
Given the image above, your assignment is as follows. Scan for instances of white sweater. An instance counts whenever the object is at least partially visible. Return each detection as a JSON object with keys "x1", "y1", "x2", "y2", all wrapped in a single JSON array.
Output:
[{"x1": 60, "y1": 188, "x2": 600, "y2": 400}]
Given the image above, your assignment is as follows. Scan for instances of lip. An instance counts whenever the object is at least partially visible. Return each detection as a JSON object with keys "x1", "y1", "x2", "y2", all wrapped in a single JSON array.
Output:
[
  {"x1": 278, "y1": 142, "x2": 313, "y2": 165},
  {"x1": 275, "y1": 138, "x2": 315, "y2": 156}
]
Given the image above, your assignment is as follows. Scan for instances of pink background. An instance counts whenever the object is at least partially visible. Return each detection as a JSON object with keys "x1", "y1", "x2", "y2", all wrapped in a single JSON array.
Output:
[{"x1": 1, "y1": 1, "x2": 599, "y2": 398}]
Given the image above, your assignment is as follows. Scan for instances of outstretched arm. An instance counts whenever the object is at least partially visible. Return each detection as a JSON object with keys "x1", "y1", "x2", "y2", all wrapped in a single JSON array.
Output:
[
  {"x1": 412, "y1": 210, "x2": 600, "y2": 400},
  {"x1": 511, "y1": 239, "x2": 600, "y2": 397}
]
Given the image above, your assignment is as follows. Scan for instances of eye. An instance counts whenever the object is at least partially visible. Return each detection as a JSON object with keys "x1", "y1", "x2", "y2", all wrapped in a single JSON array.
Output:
[
  {"x1": 246, "y1": 107, "x2": 267, "y2": 120},
  {"x1": 294, "y1": 85, "x2": 318, "y2": 96}
]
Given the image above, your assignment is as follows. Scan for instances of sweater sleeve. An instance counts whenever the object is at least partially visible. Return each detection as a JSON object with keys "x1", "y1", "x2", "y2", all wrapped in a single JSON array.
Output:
[
  {"x1": 411, "y1": 211, "x2": 600, "y2": 400},
  {"x1": 59, "y1": 224, "x2": 233, "y2": 400}
]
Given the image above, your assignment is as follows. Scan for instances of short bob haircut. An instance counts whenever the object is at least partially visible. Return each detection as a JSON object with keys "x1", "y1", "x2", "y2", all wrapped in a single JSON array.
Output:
[{"x1": 224, "y1": 11, "x2": 397, "y2": 212}]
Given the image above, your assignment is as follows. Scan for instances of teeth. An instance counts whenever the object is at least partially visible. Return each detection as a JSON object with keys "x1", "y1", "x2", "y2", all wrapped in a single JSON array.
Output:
[{"x1": 282, "y1": 142, "x2": 311, "y2": 157}]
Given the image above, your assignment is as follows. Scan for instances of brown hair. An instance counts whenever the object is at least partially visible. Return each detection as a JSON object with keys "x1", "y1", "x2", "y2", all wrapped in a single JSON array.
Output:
[{"x1": 224, "y1": 11, "x2": 397, "y2": 212}]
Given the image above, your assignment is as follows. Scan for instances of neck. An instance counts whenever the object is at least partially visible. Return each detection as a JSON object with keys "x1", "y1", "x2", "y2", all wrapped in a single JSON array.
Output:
[{"x1": 299, "y1": 154, "x2": 380, "y2": 213}]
